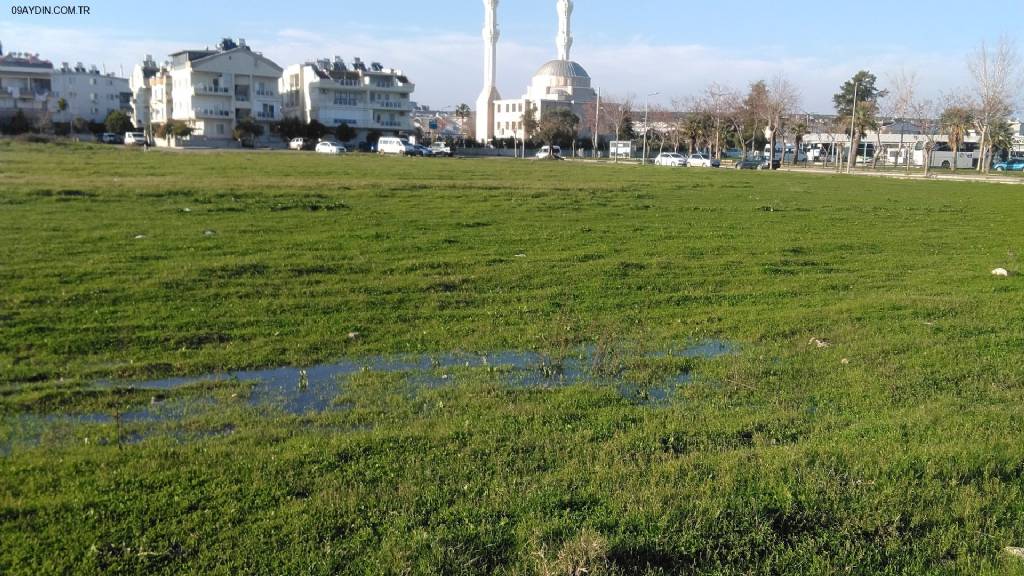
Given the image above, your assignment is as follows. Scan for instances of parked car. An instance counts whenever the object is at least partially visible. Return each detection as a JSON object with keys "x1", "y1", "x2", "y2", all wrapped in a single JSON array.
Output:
[
  {"x1": 99, "y1": 132, "x2": 123, "y2": 144},
  {"x1": 535, "y1": 145, "x2": 561, "y2": 159},
  {"x1": 124, "y1": 132, "x2": 147, "y2": 146},
  {"x1": 687, "y1": 153, "x2": 720, "y2": 168},
  {"x1": 315, "y1": 141, "x2": 346, "y2": 154},
  {"x1": 992, "y1": 158, "x2": 1024, "y2": 171},
  {"x1": 430, "y1": 142, "x2": 453, "y2": 157},
  {"x1": 735, "y1": 158, "x2": 763, "y2": 170},
  {"x1": 378, "y1": 137, "x2": 416, "y2": 155},
  {"x1": 414, "y1": 144, "x2": 434, "y2": 157},
  {"x1": 654, "y1": 152, "x2": 686, "y2": 166},
  {"x1": 289, "y1": 137, "x2": 314, "y2": 151}
]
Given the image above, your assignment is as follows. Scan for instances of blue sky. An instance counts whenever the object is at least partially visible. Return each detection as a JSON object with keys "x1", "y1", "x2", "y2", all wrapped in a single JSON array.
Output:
[{"x1": 2, "y1": 0, "x2": 1021, "y2": 112}]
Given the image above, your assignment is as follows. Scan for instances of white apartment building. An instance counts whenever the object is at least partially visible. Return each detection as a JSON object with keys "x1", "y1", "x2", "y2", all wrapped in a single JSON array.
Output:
[
  {"x1": 281, "y1": 57, "x2": 415, "y2": 143},
  {"x1": 50, "y1": 62, "x2": 131, "y2": 124},
  {"x1": 0, "y1": 49, "x2": 53, "y2": 122},
  {"x1": 152, "y1": 38, "x2": 283, "y2": 146},
  {"x1": 129, "y1": 55, "x2": 160, "y2": 128}
]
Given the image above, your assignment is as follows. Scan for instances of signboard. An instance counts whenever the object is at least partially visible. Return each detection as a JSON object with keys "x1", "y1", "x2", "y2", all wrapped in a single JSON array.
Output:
[{"x1": 609, "y1": 140, "x2": 634, "y2": 159}]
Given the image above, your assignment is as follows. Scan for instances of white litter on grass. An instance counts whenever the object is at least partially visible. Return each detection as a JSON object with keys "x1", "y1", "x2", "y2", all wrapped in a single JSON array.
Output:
[
  {"x1": 515, "y1": 253, "x2": 527, "y2": 258},
  {"x1": 203, "y1": 230, "x2": 216, "y2": 236},
  {"x1": 133, "y1": 234, "x2": 145, "y2": 240},
  {"x1": 809, "y1": 338, "x2": 832, "y2": 349},
  {"x1": 1006, "y1": 546, "x2": 1024, "y2": 559},
  {"x1": 992, "y1": 268, "x2": 1010, "y2": 277}
]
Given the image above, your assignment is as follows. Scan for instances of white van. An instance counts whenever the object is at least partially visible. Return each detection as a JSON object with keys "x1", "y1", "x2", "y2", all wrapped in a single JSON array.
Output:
[
  {"x1": 378, "y1": 137, "x2": 415, "y2": 155},
  {"x1": 124, "y1": 132, "x2": 147, "y2": 146},
  {"x1": 535, "y1": 145, "x2": 561, "y2": 159}
]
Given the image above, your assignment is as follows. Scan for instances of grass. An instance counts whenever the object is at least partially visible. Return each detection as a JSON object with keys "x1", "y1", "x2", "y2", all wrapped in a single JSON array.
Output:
[{"x1": 1, "y1": 141, "x2": 1024, "y2": 574}]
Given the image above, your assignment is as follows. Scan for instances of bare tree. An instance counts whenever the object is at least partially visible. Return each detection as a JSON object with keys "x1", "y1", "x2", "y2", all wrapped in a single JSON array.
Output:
[
  {"x1": 886, "y1": 69, "x2": 920, "y2": 172},
  {"x1": 600, "y1": 93, "x2": 636, "y2": 141},
  {"x1": 969, "y1": 38, "x2": 1019, "y2": 172},
  {"x1": 703, "y1": 83, "x2": 738, "y2": 160},
  {"x1": 755, "y1": 75, "x2": 800, "y2": 169},
  {"x1": 908, "y1": 97, "x2": 940, "y2": 177}
]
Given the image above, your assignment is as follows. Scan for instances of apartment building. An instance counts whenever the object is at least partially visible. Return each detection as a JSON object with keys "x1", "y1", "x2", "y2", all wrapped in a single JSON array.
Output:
[
  {"x1": 0, "y1": 49, "x2": 53, "y2": 122},
  {"x1": 281, "y1": 56, "x2": 415, "y2": 143},
  {"x1": 152, "y1": 38, "x2": 283, "y2": 146},
  {"x1": 129, "y1": 55, "x2": 160, "y2": 128},
  {"x1": 50, "y1": 62, "x2": 131, "y2": 124}
]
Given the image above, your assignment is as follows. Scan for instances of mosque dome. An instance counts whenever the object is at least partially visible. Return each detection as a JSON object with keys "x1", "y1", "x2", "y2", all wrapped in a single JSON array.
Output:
[
  {"x1": 528, "y1": 59, "x2": 594, "y2": 102},
  {"x1": 533, "y1": 59, "x2": 590, "y2": 80}
]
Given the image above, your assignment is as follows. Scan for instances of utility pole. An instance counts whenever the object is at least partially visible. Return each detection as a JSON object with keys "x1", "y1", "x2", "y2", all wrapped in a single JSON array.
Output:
[
  {"x1": 593, "y1": 87, "x2": 600, "y2": 158},
  {"x1": 847, "y1": 82, "x2": 858, "y2": 174}
]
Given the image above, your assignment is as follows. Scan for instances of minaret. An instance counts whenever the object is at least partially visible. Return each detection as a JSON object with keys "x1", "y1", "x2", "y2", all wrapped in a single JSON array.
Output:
[
  {"x1": 475, "y1": 0, "x2": 501, "y2": 143},
  {"x1": 556, "y1": 0, "x2": 573, "y2": 61}
]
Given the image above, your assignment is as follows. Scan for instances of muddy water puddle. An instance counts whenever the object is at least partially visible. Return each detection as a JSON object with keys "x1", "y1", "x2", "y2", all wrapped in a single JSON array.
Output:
[{"x1": 3, "y1": 341, "x2": 735, "y2": 454}]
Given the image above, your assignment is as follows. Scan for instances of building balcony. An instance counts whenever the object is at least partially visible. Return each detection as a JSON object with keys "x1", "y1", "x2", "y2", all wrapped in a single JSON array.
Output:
[
  {"x1": 193, "y1": 85, "x2": 231, "y2": 96},
  {"x1": 194, "y1": 108, "x2": 232, "y2": 118},
  {"x1": 254, "y1": 89, "x2": 276, "y2": 97},
  {"x1": 374, "y1": 119, "x2": 408, "y2": 128},
  {"x1": 371, "y1": 83, "x2": 414, "y2": 93},
  {"x1": 372, "y1": 100, "x2": 412, "y2": 110},
  {"x1": 255, "y1": 110, "x2": 278, "y2": 120}
]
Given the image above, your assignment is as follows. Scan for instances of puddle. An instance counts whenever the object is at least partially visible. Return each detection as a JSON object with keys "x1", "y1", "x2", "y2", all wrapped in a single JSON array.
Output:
[
  {"x1": 100, "y1": 341, "x2": 737, "y2": 412},
  {"x1": 3, "y1": 342, "x2": 737, "y2": 455},
  {"x1": 0, "y1": 398, "x2": 220, "y2": 456}
]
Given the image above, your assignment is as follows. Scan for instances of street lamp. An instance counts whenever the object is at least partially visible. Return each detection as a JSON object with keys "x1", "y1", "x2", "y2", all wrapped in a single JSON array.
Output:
[{"x1": 643, "y1": 91, "x2": 660, "y2": 165}]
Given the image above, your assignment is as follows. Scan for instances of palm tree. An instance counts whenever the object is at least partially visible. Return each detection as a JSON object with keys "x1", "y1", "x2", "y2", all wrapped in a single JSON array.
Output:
[
  {"x1": 792, "y1": 120, "x2": 808, "y2": 165},
  {"x1": 940, "y1": 106, "x2": 974, "y2": 172}
]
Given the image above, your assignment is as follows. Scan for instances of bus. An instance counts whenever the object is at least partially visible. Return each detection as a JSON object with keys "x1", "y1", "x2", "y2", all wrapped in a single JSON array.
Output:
[{"x1": 912, "y1": 141, "x2": 978, "y2": 169}]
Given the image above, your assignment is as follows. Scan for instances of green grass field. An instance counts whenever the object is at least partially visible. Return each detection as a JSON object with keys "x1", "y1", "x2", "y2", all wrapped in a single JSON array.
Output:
[{"x1": 2, "y1": 141, "x2": 1024, "y2": 574}]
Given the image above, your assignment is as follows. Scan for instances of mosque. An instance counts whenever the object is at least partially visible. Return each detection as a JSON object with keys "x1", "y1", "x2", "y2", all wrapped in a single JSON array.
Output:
[{"x1": 475, "y1": 0, "x2": 597, "y2": 143}]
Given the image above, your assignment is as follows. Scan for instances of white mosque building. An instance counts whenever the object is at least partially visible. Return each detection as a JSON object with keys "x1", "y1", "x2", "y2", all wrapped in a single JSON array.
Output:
[{"x1": 475, "y1": 0, "x2": 597, "y2": 144}]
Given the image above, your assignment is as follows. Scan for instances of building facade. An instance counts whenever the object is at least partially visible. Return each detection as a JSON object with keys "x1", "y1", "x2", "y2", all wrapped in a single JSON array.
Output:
[
  {"x1": 50, "y1": 62, "x2": 131, "y2": 124},
  {"x1": 129, "y1": 55, "x2": 160, "y2": 128},
  {"x1": 0, "y1": 50, "x2": 53, "y2": 122},
  {"x1": 281, "y1": 57, "x2": 415, "y2": 143},
  {"x1": 150, "y1": 39, "x2": 283, "y2": 146}
]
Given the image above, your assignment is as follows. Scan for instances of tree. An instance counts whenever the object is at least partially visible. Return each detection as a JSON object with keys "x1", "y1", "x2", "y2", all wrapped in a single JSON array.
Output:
[
  {"x1": 969, "y1": 38, "x2": 1019, "y2": 172},
  {"x1": 908, "y1": 97, "x2": 940, "y2": 177},
  {"x1": 104, "y1": 110, "x2": 133, "y2": 135},
  {"x1": 535, "y1": 108, "x2": 579, "y2": 156},
  {"x1": 940, "y1": 103, "x2": 974, "y2": 172},
  {"x1": 987, "y1": 118, "x2": 1015, "y2": 162},
  {"x1": 171, "y1": 120, "x2": 194, "y2": 139},
  {"x1": 522, "y1": 101, "x2": 538, "y2": 142},
  {"x1": 703, "y1": 83, "x2": 737, "y2": 159},
  {"x1": 233, "y1": 117, "x2": 264, "y2": 147},
  {"x1": 154, "y1": 119, "x2": 193, "y2": 144},
  {"x1": 454, "y1": 103, "x2": 471, "y2": 123},
  {"x1": 600, "y1": 94, "x2": 635, "y2": 141},
  {"x1": 887, "y1": 69, "x2": 919, "y2": 171},
  {"x1": 305, "y1": 120, "x2": 328, "y2": 141},
  {"x1": 72, "y1": 117, "x2": 90, "y2": 135},
  {"x1": 3, "y1": 110, "x2": 31, "y2": 135},
  {"x1": 834, "y1": 71, "x2": 887, "y2": 169},
  {"x1": 275, "y1": 116, "x2": 305, "y2": 142},
  {"x1": 791, "y1": 119, "x2": 808, "y2": 165},
  {"x1": 335, "y1": 122, "x2": 356, "y2": 143}
]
